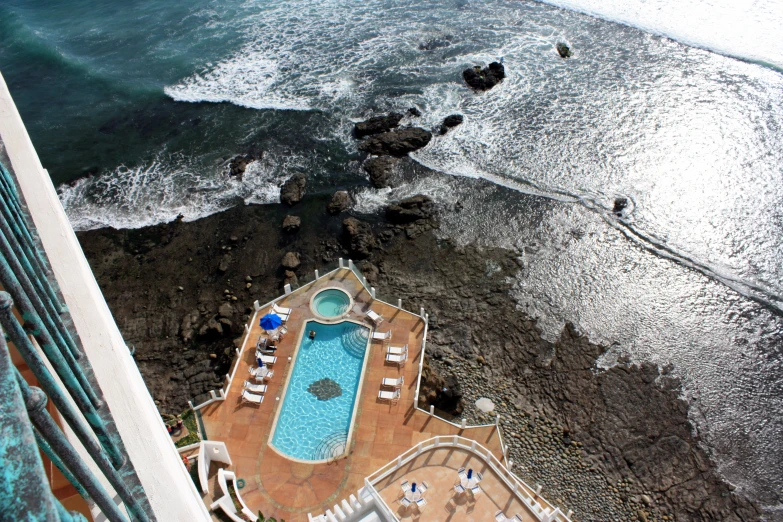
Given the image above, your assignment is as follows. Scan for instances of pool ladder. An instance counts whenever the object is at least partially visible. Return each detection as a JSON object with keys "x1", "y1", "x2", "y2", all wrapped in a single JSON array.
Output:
[{"x1": 313, "y1": 431, "x2": 348, "y2": 461}]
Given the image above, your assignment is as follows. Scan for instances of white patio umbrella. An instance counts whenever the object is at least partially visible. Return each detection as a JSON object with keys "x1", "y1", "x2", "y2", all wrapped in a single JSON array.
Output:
[{"x1": 475, "y1": 397, "x2": 495, "y2": 413}]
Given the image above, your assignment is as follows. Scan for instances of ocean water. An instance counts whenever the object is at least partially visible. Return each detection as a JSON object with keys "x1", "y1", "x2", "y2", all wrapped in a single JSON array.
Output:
[{"x1": 1, "y1": 0, "x2": 782, "y2": 516}]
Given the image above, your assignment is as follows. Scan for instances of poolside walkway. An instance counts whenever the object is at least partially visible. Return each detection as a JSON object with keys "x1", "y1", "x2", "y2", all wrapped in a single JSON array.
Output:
[{"x1": 198, "y1": 268, "x2": 504, "y2": 521}]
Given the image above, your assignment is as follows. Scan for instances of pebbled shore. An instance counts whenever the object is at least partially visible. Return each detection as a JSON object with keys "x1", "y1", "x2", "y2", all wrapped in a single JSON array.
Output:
[{"x1": 77, "y1": 190, "x2": 759, "y2": 522}]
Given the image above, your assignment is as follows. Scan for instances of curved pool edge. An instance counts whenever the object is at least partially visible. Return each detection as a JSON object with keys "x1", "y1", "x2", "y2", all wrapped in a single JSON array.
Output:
[
  {"x1": 308, "y1": 286, "x2": 354, "y2": 322},
  {"x1": 266, "y1": 318, "x2": 372, "y2": 464}
]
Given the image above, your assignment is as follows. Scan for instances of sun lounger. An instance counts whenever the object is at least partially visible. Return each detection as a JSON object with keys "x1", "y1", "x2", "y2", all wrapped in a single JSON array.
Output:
[
  {"x1": 378, "y1": 389, "x2": 400, "y2": 403},
  {"x1": 257, "y1": 354, "x2": 277, "y2": 366},
  {"x1": 243, "y1": 381, "x2": 267, "y2": 394},
  {"x1": 366, "y1": 310, "x2": 384, "y2": 326},
  {"x1": 372, "y1": 330, "x2": 391, "y2": 344},
  {"x1": 241, "y1": 390, "x2": 264, "y2": 405},
  {"x1": 385, "y1": 352, "x2": 407, "y2": 366},
  {"x1": 387, "y1": 344, "x2": 407, "y2": 356},
  {"x1": 249, "y1": 366, "x2": 273, "y2": 380},
  {"x1": 273, "y1": 303, "x2": 292, "y2": 315},
  {"x1": 381, "y1": 375, "x2": 404, "y2": 388}
]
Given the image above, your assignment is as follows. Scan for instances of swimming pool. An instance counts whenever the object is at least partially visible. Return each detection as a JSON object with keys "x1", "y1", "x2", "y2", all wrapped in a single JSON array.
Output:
[{"x1": 270, "y1": 320, "x2": 370, "y2": 461}]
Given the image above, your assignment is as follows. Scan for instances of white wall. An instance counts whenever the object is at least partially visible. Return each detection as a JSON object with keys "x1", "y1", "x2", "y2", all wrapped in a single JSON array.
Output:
[{"x1": 0, "y1": 72, "x2": 212, "y2": 521}]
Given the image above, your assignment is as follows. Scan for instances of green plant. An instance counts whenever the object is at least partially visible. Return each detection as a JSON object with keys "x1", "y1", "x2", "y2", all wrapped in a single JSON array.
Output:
[
  {"x1": 174, "y1": 409, "x2": 200, "y2": 448},
  {"x1": 258, "y1": 511, "x2": 285, "y2": 522}
]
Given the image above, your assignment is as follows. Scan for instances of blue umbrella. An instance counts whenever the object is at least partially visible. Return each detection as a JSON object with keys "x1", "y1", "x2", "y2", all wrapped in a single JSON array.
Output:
[{"x1": 259, "y1": 313, "x2": 282, "y2": 331}]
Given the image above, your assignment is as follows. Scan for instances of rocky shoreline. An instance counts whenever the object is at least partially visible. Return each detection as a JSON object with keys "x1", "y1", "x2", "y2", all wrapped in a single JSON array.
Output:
[{"x1": 77, "y1": 184, "x2": 759, "y2": 522}]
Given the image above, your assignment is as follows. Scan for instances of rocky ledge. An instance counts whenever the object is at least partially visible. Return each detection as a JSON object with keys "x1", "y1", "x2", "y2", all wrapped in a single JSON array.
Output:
[{"x1": 77, "y1": 190, "x2": 759, "y2": 522}]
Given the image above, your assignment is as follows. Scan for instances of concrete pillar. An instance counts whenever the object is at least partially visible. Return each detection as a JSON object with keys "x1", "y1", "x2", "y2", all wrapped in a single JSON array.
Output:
[
  {"x1": 339, "y1": 258, "x2": 344, "y2": 268},
  {"x1": 461, "y1": 418, "x2": 467, "y2": 429},
  {"x1": 429, "y1": 405, "x2": 434, "y2": 415},
  {"x1": 253, "y1": 300, "x2": 260, "y2": 310},
  {"x1": 370, "y1": 287, "x2": 376, "y2": 299},
  {"x1": 315, "y1": 269, "x2": 319, "y2": 279},
  {"x1": 397, "y1": 298, "x2": 402, "y2": 308},
  {"x1": 284, "y1": 284, "x2": 292, "y2": 295},
  {"x1": 420, "y1": 306, "x2": 425, "y2": 317}
]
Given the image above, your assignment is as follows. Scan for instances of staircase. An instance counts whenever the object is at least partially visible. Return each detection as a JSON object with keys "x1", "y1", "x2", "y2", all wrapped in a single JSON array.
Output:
[
  {"x1": 312, "y1": 431, "x2": 348, "y2": 461},
  {"x1": 341, "y1": 325, "x2": 369, "y2": 359}
]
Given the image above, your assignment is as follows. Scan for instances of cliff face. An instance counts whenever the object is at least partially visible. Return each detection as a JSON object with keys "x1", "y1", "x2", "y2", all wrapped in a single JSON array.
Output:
[{"x1": 77, "y1": 194, "x2": 758, "y2": 521}]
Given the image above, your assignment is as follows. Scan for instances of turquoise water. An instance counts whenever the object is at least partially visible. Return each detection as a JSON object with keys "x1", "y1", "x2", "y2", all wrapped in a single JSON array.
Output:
[
  {"x1": 313, "y1": 289, "x2": 350, "y2": 318},
  {"x1": 271, "y1": 321, "x2": 369, "y2": 461}
]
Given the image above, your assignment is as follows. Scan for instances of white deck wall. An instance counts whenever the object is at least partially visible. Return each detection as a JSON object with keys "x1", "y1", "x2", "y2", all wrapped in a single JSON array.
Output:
[{"x1": 0, "y1": 72, "x2": 211, "y2": 521}]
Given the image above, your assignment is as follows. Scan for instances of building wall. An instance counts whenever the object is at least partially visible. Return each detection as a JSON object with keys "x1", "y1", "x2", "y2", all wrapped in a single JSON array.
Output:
[{"x1": 0, "y1": 72, "x2": 211, "y2": 521}]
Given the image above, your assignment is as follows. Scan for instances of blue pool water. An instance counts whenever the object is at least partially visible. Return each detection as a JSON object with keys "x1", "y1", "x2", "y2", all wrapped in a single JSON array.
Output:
[
  {"x1": 271, "y1": 321, "x2": 369, "y2": 461},
  {"x1": 313, "y1": 289, "x2": 350, "y2": 318}
]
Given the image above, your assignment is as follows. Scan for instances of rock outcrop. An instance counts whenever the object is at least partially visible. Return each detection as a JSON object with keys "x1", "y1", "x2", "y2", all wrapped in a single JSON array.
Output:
[
  {"x1": 353, "y1": 113, "x2": 404, "y2": 138},
  {"x1": 462, "y1": 62, "x2": 505, "y2": 91},
  {"x1": 438, "y1": 114, "x2": 464, "y2": 135},
  {"x1": 342, "y1": 217, "x2": 376, "y2": 259},
  {"x1": 227, "y1": 152, "x2": 260, "y2": 180},
  {"x1": 327, "y1": 191, "x2": 352, "y2": 215},
  {"x1": 556, "y1": 42, "x2": 572, "y2": 58},
  {"x1": 386, "y1": 195, "x2": 438, "y2": 238},
  {"x1": 362, "y1": 156, "x2": 399, "y2": 188},
  {"x1": 282, "y1": 215, "x2": 301, "y2": 233},
  {"x1": 358, "y1": 128, "x2": 432, "y2": 157},
  {"x1": 280, "y1": 173, "x2": 306, "y2": 206},
  {"x1": 281, "y1": 251, "x2": 301, "y2": 269}
]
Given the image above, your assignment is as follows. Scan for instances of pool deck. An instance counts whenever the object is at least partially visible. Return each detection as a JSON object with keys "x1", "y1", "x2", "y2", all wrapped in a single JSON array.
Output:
[{"x1": 198, "y1": 268, "x2": 506, "y2": 521}]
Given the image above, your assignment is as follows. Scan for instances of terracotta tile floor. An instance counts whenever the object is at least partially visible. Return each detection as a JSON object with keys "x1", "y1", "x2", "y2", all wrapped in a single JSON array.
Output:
[
  {"x1": 199, "y1": 268, "x2": 506, "y2": 521},
  {"x1": 375, "y1": 448, "x2": 541, "y2": 522}
]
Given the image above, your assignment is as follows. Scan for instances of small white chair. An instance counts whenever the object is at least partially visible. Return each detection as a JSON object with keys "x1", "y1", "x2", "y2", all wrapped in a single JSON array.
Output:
[
  {"x1": 385, "y1": 352, "x2": 407, "y2": 367},
  {"x1": 382, "y1": 375, "x2": 404, "y2": 388},
  {"x1": 415, "y1": 498, "x2": 427, "y2": 511},
  {"x1": 387, "y1": 344, "x2": 408, "y2": 356},
  {"x1": 495, "y1": 510, "x2": 508, "y2": 522},
  {"x1": 400, "y1": 497, "x2": 411, "y2": 508},
  {"x1": 378, "y1": 389, "x2": 401, "y2": 403},
  {"x1": 401, "y1": 480, "x2": 411, "y2": 493},
  {"x1": 454, "y1": 484, "x2": 466, "y2": 495},
  {"x1": 241, "y1": 390, "x2": 264, "y2": 405},
  {"x1": 513, "y1": 515, "x2": 524, "y2": 522},
  {"x1": 243, "y1": 381, "x2": 267, "y2": 394},
  {"x1": 366, "y1": 310, "x2": 384, "y2": 326},
  {"x1": 371, "y1": 330, "x2": 392, "y2": 344},
  {"x1": 470, "y1": 485, "x2": 482, "y2": 497}
]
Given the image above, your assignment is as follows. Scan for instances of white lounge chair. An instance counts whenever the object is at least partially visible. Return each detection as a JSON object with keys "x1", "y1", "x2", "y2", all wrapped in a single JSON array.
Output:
[
  {"x1": 372, "y1": 330, "x2": 391, "y2": 344},
  {"x1": 366, "y1": 310, "x2": 384, "y2": 326},
  {"x1": 241, "y1": 390, "x2": 264, "y2": 405},
  {"x1": 243, "y1": 381, "x2": 267, "y2": 394},
  {"x1": 382, "y1": 375, "x2": 404, "y2": 388},
  {"x1": 273, "y1": 303, "x2": 292, "y2": 315},
  {"x1": 386, "y1": 352, "x2": 407, "y2": 367},
  {"x1": 378, "y1": 389, "x2": 400, "y2": 403},
  {"x1": 387, "y1": 344, "x2": 407, "y2": 356},
  {"x1": 257, "y1": 354, "x2": 277, "y2": 366}
]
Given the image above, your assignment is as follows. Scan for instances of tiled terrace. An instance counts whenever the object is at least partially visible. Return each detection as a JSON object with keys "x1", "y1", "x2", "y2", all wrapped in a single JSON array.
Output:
[
  {"x1": 375, "y1": 446, "x2": 541, "y2": 522},
  {"x1": 198, "y1": 268, "x2": 504, "y2": 521}
]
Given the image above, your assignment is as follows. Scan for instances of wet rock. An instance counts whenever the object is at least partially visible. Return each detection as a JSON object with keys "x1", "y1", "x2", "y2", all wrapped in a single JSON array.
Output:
[
  {"x1": 462, "y1": 62, "x2": 505, "y2": 91},
  {"x1": 281, "y1": 251, "x2": 301, "y2": 269},
  {"x1": 362, "y1": 156, "x2": 400, "y2": 188},
  {"x1": 386, "y1": 195, "x2": 435, "y2": 224},
  {"x1": 419, "y1": 37, "x2": 452, "y2": 51},
  {"x1": 217, "y1": 253, "x2": 232, "y2": 273},
  {"x1": 438, "y1": 114, "x2": 464, "y2": 135},
  {"x1": 282, "y1": 215, "x2": 301, "y2": 233},
  {"x1": 342, "y1": 217, "x2": 377, "y2": 259},
  {"x1": 280, "y1": 173, "x2": 306, "y2": 206},
  {"x1": 358, "y1": 128, "x2": 432, "y2": 157},
  {"x1": 408, "y1": 107, "x2": 422, "y2": 117},
  {"x1": 218, "y1": 302, "x2": 234, "y2": 318},
  {"x1": 327, "y1": 190, "x2": 352, "y2": 215},
  {"x1": 283, "y1": 270, "x2": 298, "y2": 287},
  {"x1": 556, "y1": 42, "x2": 572, "y2": 58},
  {"x1": 354, "y1": 113, "x2": 404, "y2": 139},
  {"x1": 179, "y1": 310, "x2": 200, "y2": 343},
  {"x1": 227, "y1": 152, "x2": 261, "y2": 180},
  {"x1": 613, "y1": 197, "x2": 629, "y2": 215},
  {"x1": 418, "y1": 359, "x2": 464, "y2": 415}
]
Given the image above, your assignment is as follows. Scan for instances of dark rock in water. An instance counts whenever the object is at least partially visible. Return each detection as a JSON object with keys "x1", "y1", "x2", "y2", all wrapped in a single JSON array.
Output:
[
  {"x1": 408, "y1": 107, "x2": 422, "y2": 117},
  {"x1": 342, "y1": 217, "x2": 377, "y2": 259},
  {"x1": 462, "y1": 62, "x2": 505, "y2": 91},
  {"x1": 308, "y1": 378, "x2": 342, "y2": 401},
  {"x1": 280, "y1": 173, "x2": 306, "y2": 206},
  {"x1": 443, "y1": 114, "x2": 464, "y2": 128},
  {"x1": 227, "y1": 152, "x2": 261, "y2": 180},
  {"x1": 362, "y1": 156, "x2": 399, "y2": 188},
  {"x1": 282, "y1": 215, "x2": 301, "y2": 233},
  {"x1": 438, "y1": 114, "x2": 465, "y2": 135},
  {"x1": 358, "y1": 127, "x2": 432, "y2": 157},
  {"x1": 556, "y1": 42, "x2": 572, "y2": 58},
  {"x1": 281, "y1": 251, "x2": 301, "y2": 269},
  {"x1": 327, "y1": 191, "x2": 352, "y2": 215},
  {"x1": 386, "y1": 195, "x2": 435, "y2": 224},
  {"x1": 613, "y1": 197, "x2": 629, "y2": 215},
  {"x1": 354, "y1": 112, "x2": 404, "y2": 139},
  {"x1": 419, "y1": 38, "x2": 452, "y2": 51}
]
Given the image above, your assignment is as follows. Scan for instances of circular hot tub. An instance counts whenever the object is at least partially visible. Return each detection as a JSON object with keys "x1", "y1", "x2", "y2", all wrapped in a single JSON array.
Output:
[{"x1": 311, "y1": 288, "x2": 352, "y2": 319}]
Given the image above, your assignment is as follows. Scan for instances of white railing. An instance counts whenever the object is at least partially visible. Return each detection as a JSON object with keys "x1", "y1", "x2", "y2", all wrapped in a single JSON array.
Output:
[{"x1": 364, "y1": 435, "x2": 572, "y2": 522}]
